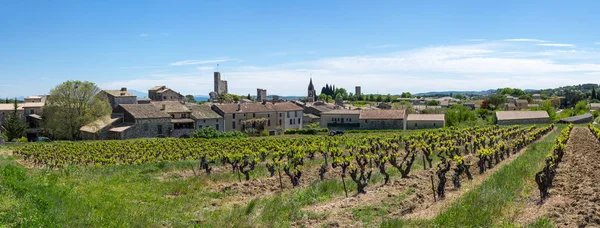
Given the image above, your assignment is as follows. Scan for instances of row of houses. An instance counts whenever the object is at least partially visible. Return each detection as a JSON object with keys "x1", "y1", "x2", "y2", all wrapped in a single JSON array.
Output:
[
  {"x1": 80, "y1": 100, "x2": 304, "y2": 140},
  {"x1": 0, "y1": 96, "x2": 47, "y2": 141}
]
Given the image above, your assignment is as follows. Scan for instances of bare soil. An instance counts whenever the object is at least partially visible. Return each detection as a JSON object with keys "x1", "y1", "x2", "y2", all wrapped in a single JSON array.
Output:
[{"x1": 540, "y1": 128, "x2": 600, "y2": 227}]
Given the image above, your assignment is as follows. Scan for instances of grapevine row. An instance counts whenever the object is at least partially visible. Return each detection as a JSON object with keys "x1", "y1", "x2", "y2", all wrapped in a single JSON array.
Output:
[{"x1": 535, "y1": 124, "x2": 573, "y2": 202}]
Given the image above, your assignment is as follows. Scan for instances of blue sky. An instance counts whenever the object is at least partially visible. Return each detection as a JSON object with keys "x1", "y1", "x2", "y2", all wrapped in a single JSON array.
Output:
[{"x1": 1, "y1": 0, "x2": 600, "y2": 97}]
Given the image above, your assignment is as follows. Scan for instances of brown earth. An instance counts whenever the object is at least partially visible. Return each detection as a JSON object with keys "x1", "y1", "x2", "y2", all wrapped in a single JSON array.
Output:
[{"x1": 541, "y1": 128, "x2": 600, "y2": 227}]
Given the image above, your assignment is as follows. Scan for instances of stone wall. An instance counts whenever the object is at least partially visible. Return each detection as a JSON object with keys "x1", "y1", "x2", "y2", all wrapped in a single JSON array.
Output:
[
  {"x1": 196, "y1": 118, "x2": 224, "y2": 132},
  {"x1": 122, "y1": 118, "x2": 171, "y2": 139},
  {"x1": 405, "y1": 120, "x2": 444, "y2": 130},
  {"x1": 359, "y1": 119, "x2": 404, "y2": 130},
  {"x1": 497, "y1": 118, "x2": 550, "y2": 125},
  {"x1": 320, "y1": 113, "x2": 360, "y2": 128}
]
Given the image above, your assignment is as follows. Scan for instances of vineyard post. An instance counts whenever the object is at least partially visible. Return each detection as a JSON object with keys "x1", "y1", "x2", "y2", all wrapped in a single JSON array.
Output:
[
  {"x1": 342, "y1": 175, "x2": 348, "y2": 198},
  {"x1": 278, "y1": 168, "x2": 283, "y2": 190},
  {"x1": 430, "y1": 174, "x2": 436, "y2": 202}
]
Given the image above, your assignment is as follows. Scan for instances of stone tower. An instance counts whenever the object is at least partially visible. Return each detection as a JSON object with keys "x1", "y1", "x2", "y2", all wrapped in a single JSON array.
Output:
[
  {"x1": 213, "y1": 72, "x2": 228, "y2": 95},
  {"x1": 307, "y1": 78, "x2": 316, "y2": 102},
  {"x1": 355, "y1": 86, "x2": 361, "y2": 97},
  {"x1": 257, "y1": 88, "x2": 267, "y2": 102}
]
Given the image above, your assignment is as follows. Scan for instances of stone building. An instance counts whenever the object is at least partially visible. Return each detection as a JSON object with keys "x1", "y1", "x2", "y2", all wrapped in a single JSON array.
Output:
[
  {"x1": 359, "y1": 109, "x2": 405, "y2": 130},
  {"x1": 80, "y1": 115, "x2": 122, "y2": 140},
  {"x1": 186, "y1": 103, "x2": 224, "y2": 132},
  {"x1": 151, "y1": 101, "x2": 195, "y2": 138},
  {"x1": 515, "y1": 99, "x2": 529, "y2": 110},
  {"x1": 355, "y1": 86, "x2": 361, "y2": 97},
  {"x1": 320, "y1": 109, "x2": 360, "y2": 130},
  {"x1": 405, "y1": 114, "x2": 445, "y2": 130},
  {"x1": 307, "y1": 78, "x2": 317, "y2": 102},
  {"x1": 590, "y1": 103, "x2": 600, "y2": 111},
  {"x1": 98, "y1": 88, "x2": 137, "y2": 109},
  {"x1": 505, "y1": 103, "x2": 517, "y2": 111},
  {"x1": 558, "y1": 113, "x2": 593, "y2": 124},
  {"x1": 24, "y1": 95, "x2": 47, "y2": 103},
  {"x1": 0, "y1": 100, "x2": 45, "y2": 141},
  {"x1": 109, "y1": 104, "x2": 172, "y2": 139},
  {"x1": 495, "y1": 111, "x2": 550, "y2": 125},
  {"x1": 271, "y1": 102, "x2": 303, "y2": 131},
  {"x1": 148, "y1": 86, "x2": 184, "y2": 101},
  {"x1": 257, "y1": 88, "x2": 267, "y2": 102},
  {"x1": 214, "y1": 72, "x2": 228, "y2": 95}
]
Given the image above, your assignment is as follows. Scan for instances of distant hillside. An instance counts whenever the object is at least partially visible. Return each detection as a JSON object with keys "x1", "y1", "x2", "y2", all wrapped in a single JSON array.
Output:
[
  {"x1": 414, "y1": 89, "x2": 495, "y2": 96},
  {"x1": 128, "y1": 90, "x2": 148, "y2": 98}
]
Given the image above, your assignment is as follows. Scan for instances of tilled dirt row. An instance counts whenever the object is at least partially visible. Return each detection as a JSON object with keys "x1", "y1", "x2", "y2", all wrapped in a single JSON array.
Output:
[{"x1": 545, "y1": 128, "x2": 600, "y2": 227}]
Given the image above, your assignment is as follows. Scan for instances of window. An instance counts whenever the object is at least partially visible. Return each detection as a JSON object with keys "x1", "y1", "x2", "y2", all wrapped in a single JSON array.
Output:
[
  {"x1": 171, "y1": 114, "x2": 175, "y2": 118},
  {"x1": 268, "y1": 114, "x2": 270, "y2": 118},
  {"x1": 287, "y1": 112, "x2": 290, "y2": 118},
  {"x1": 279, "y1": 119, "x2": 282, "y2": 126},
  {"x1": 290, "y1": 119, "x2": 293, "y2": 125},
  {"x1": 433, "y1": 123, "x2": 436, "y2": 127},
  {"x1": 268, "y1": 120, "x2": 271, "y2": 126},
  {"x1": 295, "y1": 111, "x2": 297, "y2": 117},
  {"x1": 415, "y1": 123, "x2": 417, "y2": 127},
  {"x1": 232, "y1": 121, "x2": 236, "y2": 129},
  {"x1": 253, "y1": 113, "x2": 255, "y2": 118},
  {"x1": 144, "y1": 123, "x2": 149, "y2": 131},
  {"x1": 203, "y1": 120, "x2": 206, "y2": 123},
  {"x1": 216, "y1": 124, "x2": 219, "y2": 130},
  {"x1": 332, "y1": 118, "x2": 334, "y2": 121},
  {"x1": 298, "y1": 118, "x2": 300, "y2": 124},
  {"x1": 279, "y1": 113, "x2": 282, "y2": 117},
  {"x1": 157, "y1": 125, "x2": 163, "y2": 134},
  {"x1": 233, "y1": 114, "x2": 236, "y2": 119},
  {"x1": 163, "y1": 96, "x2": 166, "y2": 100}
]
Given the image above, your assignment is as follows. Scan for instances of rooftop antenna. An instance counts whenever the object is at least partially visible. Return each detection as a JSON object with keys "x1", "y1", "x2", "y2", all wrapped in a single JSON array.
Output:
[{"x1": 217, "y1": 64, "x2": 219, "y2": 72}]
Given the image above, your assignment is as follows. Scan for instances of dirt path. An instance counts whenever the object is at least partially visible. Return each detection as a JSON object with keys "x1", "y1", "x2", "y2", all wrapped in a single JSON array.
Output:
[
  {"x1": 540, "y1": 128, "x2": 600, "y2": 227},
  {"x1": 294, "y1": 128, "x2": 556, "y2": 227}
]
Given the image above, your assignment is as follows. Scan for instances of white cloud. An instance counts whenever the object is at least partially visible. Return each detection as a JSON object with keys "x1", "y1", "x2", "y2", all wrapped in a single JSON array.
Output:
[
  {"x1": 169, "y1": 59, "x2": 235, "y2": 66},
  {"x1": 503, "y1": 38, "x2": 548, "y2": 42},
  {"x1": 196, "y1": 66, "x2": 214, "y2": 71},
  {"x1": 140, "y1": 34, "x2": 149, "y2": 37},
  {"x1": 537, "y1": 43, "x2": 574, "y2": 47},
  {"x1": 102, "y1": 41, "x2": 600, "y2": 95},
  {"x1": 595, "y1": 42, "x2": 600, "y2": 45}
]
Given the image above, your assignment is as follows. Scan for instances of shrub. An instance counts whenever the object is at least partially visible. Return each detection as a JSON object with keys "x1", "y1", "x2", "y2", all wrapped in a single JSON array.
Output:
[{"x1": 191, "y1": 127, "x2": 247, "y2": 139}]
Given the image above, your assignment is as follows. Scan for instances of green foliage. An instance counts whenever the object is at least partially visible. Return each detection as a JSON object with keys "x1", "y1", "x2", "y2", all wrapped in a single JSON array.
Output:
[
  {"x1": 3, "y1": 99, "x2": 27, "y2": 141},
  {"x1": 43, "y1": 80, "x2": 111, "y2": 140},
  {"x1": 426, "y1": 100, "x2": 440, "y2": 106},
  {"x1": 499, "y1": 87, "x2": 526, "y2": 96},
  {"x1": 519, "y1": 94, "x2": 534, "y2": 103},
  {"x1": 285, "y1": 127, "x2": 328, "y2": 135},
  {"x1": 530, "y1": 101, "x2": 557, "y2": 121},
  {"x1": 184, "y1": 95, "x2": 196, "y2": 103},
  {"x1": 487, "y1": 94, "x2": 507, "y2": 109},
  {"x1": 191, "y1": 127, "x2": 247, "y2": 139},
  {"x1": 445, "y1": 105, "x2": 477, "y2": 127},
  {"x1": 16, "y1": 136, "x2": 28, "y2": 143},
  {"x1": 400, "y1": 92, "x2": 412, "y2": 98},
  {"x1": 574, "y1": 100, "x2": 589, "y2": 115},
  {"x1": 593, "y1": 110, "x2": 600, "y2": 120}
]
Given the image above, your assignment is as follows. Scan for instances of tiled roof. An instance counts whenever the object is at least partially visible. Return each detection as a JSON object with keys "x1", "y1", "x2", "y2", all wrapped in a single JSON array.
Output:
[
  {"x1": 171, "y1": 118, "x2": 195, "y2": 123},
  {"x1": 186, "y1": 103, "x2": 222, "y2": 119},
  {"x1": 149, "y1": 85, "x2": 165, "y2": 91},
  {"x1": 109, "y1": 125, "x2": 133, "y2": 133},
  {"x1": 215, "y1": 103, "x2": 275, "y2": 114},
  {"x1": 80, "y1": 115, "x2": 121, "y2": 133},
  {"x1": 559, "y1": 113, "x2": 592, "y2": 123},
  {"x1": 406, "y1": 114, "x2": 445, "y2": 121},
  {"x1": 495, "y1": 111, "x2": 549, "y2": 120},
  {"x1": 119, "y1": 104, "x2": 171, "y2": 119},
  {"x1": 20, "y1": 102, "x2": 45, "y2": 108},
  {"x1": 103, "y1": 90, "x2": 136, "y2": 97},
  {"x1": 321, "y1": 109, "x2": 360, "y2": 115},
  {"x1": 515, "y1": 99, "x2": 528, "y2": 104},
  {"x1": 270, "y1": 102, "x2": 303, "y2": 112},
  {"x1": 0, "y1": 104, "x2": 23, "y2": 111},
  {"x1": 150, "y1": 101, "x2": 190, "y2": 113},
  {"x1": 359, "y1": 109, "x2": 405, "y2": 120}
]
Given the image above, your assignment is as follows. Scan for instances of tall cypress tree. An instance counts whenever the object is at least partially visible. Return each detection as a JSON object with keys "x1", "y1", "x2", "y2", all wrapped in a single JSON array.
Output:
[{"x1": 592, "y1": 87, "x2": 597, "y2": 100}]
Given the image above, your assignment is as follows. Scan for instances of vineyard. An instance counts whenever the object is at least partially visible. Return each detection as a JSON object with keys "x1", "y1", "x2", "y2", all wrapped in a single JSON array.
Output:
[
  {"x1": 5, "y1": 124, "x2": 584, "y2": 227},
  {"x1": 15, "y1": 125, "x2": 553, "y2": 197}
]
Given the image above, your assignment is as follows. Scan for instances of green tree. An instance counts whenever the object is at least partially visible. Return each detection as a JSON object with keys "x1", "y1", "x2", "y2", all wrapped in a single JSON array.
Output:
[
  {"x1": 376, "y1": 94, "x2": 383, "y2": 102},
  {"x1": 574, "y1": 100, "x2": 589, "y2": 115},
  {"x1": 43, "y1": 81, "x2": 111, "y2": 140},
  {"x1": 592, "y1": 88, "x2": 597, "y2": 100},
  {"x1": 531, "y1": 100, "x2": 556, "y2": 121},
  {"x1": 326, "y1": 95, "x2": 333, "y2": 103},
  {"x1": 185, "y1": 95, "x2": 196, "y2": 103},
  {"x1": 335, "y1": 88, "x2": 348, "y2": 100},
  {"x1": 519, "y1": 94, "x2": 533, "y2": 103},
  {"x1": 454, "y1": 94, "x2": 465, "y2": 100},
  {"x1": 426, "y1": 100, "x2": 440, "y2": 106},
  {"x1": 247, "y1": 93, "x2": 252, "y2": 100},
  {"x1": 318, "y1": 93, "x2": 327, "y2": 102},
  {"x1": 488, "y1": 94, "x2": 506, "y2": 109},
  {"x1": 445, "y1": 105, "x2": 477, "y2": 127},
  {"x1": 385, "y1": 94, "x2": 392, "y2": 102},
  {"x1": 401, "y1": 92, "x2": 412, "y2": 98},
  {"x1": 3, "y1": 99, "x2": 27, "y2": 141}
]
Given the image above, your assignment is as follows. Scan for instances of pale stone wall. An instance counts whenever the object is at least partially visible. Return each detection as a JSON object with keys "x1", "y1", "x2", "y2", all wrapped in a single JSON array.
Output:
[
  {"x1": 406, "y1": 120, "x2": 445, "y2": 130},
  {"x1": 360, "y1": 119, "x2": 404, "y2": 130},
  {"x1": 196, "y1": 118, "x2": 224, "y2": 132},
  {"x1": 121, "y1": 119, "x2": 171, "y2": 139},
  {"x1": 320, "y1": 113, "x2": 360, "y2": 129},
  {"x1": 497, "y1": 118, "x2": 550, "y2": 125}
]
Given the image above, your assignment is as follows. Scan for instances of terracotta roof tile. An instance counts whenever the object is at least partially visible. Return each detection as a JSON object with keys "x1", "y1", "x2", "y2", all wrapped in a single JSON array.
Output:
[
  {"x1": 118, "y1": 104, "x2": 171, "y2": 119},
  {"x1": 495, "y1": 111, "x2": 549, "y2": 120},
  {"x1": 406, "y1": 114, "x2": 445, "y2": 121},
  {"x1": 359, "y1": 109, "x2": 405, "y2": 120}
]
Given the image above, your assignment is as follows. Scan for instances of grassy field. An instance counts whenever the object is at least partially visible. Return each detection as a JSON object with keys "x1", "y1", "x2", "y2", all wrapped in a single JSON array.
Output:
[{"x1": 0, "y1": 125, "x2": 563, "y2": 227}]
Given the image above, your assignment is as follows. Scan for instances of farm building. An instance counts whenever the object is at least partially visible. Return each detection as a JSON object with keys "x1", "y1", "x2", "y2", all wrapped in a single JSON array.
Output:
[
  {"x1": 320, "y1": 109, "x2": 360, "y2": 130},
  {"x1": 405, "y1": 114, "x2": 445, "y2": 130},
  {"x1": 590, "y1": 103, "x2": 600, "y2": 111},
  {"x1": 515, "y1": 99, "x2": 529, "y2": 110},
  {"x1": 358, "y1": 109, "x2": 405, "y2": 130},
  {"x1": 505, "y1": 103, "x2": 517, "y2": 111},
  {"x1": 558, "y1": 113, "x2": 593, "y2": 124},
  {"x1": 495, "y1": 111, "x2": 550, "y2": 125}
]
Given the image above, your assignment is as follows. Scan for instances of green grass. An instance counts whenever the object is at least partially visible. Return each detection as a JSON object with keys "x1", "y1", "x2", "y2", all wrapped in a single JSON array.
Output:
[{"x1": 381, "y1": 125, "x2": 564, "y2": 227}]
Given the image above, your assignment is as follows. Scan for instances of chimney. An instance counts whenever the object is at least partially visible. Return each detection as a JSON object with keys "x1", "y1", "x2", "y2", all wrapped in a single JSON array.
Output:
[
  {"x1": 121, "y1": 87, "x2": 127, "y2": 91},
  {"x1": 120, "y1": 92, "x2": 126, "y2": 96},
  {"x1": 237, "y1": 104, "x2": 241, "y2": 111},
  {"x1": 161, "y1": 104, "x2": 166, "y2": 111}
]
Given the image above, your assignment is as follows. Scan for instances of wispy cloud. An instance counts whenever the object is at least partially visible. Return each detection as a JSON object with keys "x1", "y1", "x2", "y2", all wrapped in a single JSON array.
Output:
[
  {"x1": 503, "y1": 38, "x2": 548, "y2": 42},
  {"x1": 196, "y1": 66, "x2": 214, "y2": 71},
  {"x1": 595, "y1": 42, "x2": 600, "y2": 45},
  {"x1": 140, "y1": 34, "x2": 149, "y2": 37},
  {"x1": 169, "y1": 59, "x2": 235, "y2": 66},
  {"x1": 370, "y1": 44, "x2": 401, "y2": 49},
  {"x1": 537, "y1": 43, "x2": 574, "y2": 47},
  {"x1": 103, "y1": 41, "x2": 600, "y2": 95}
]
